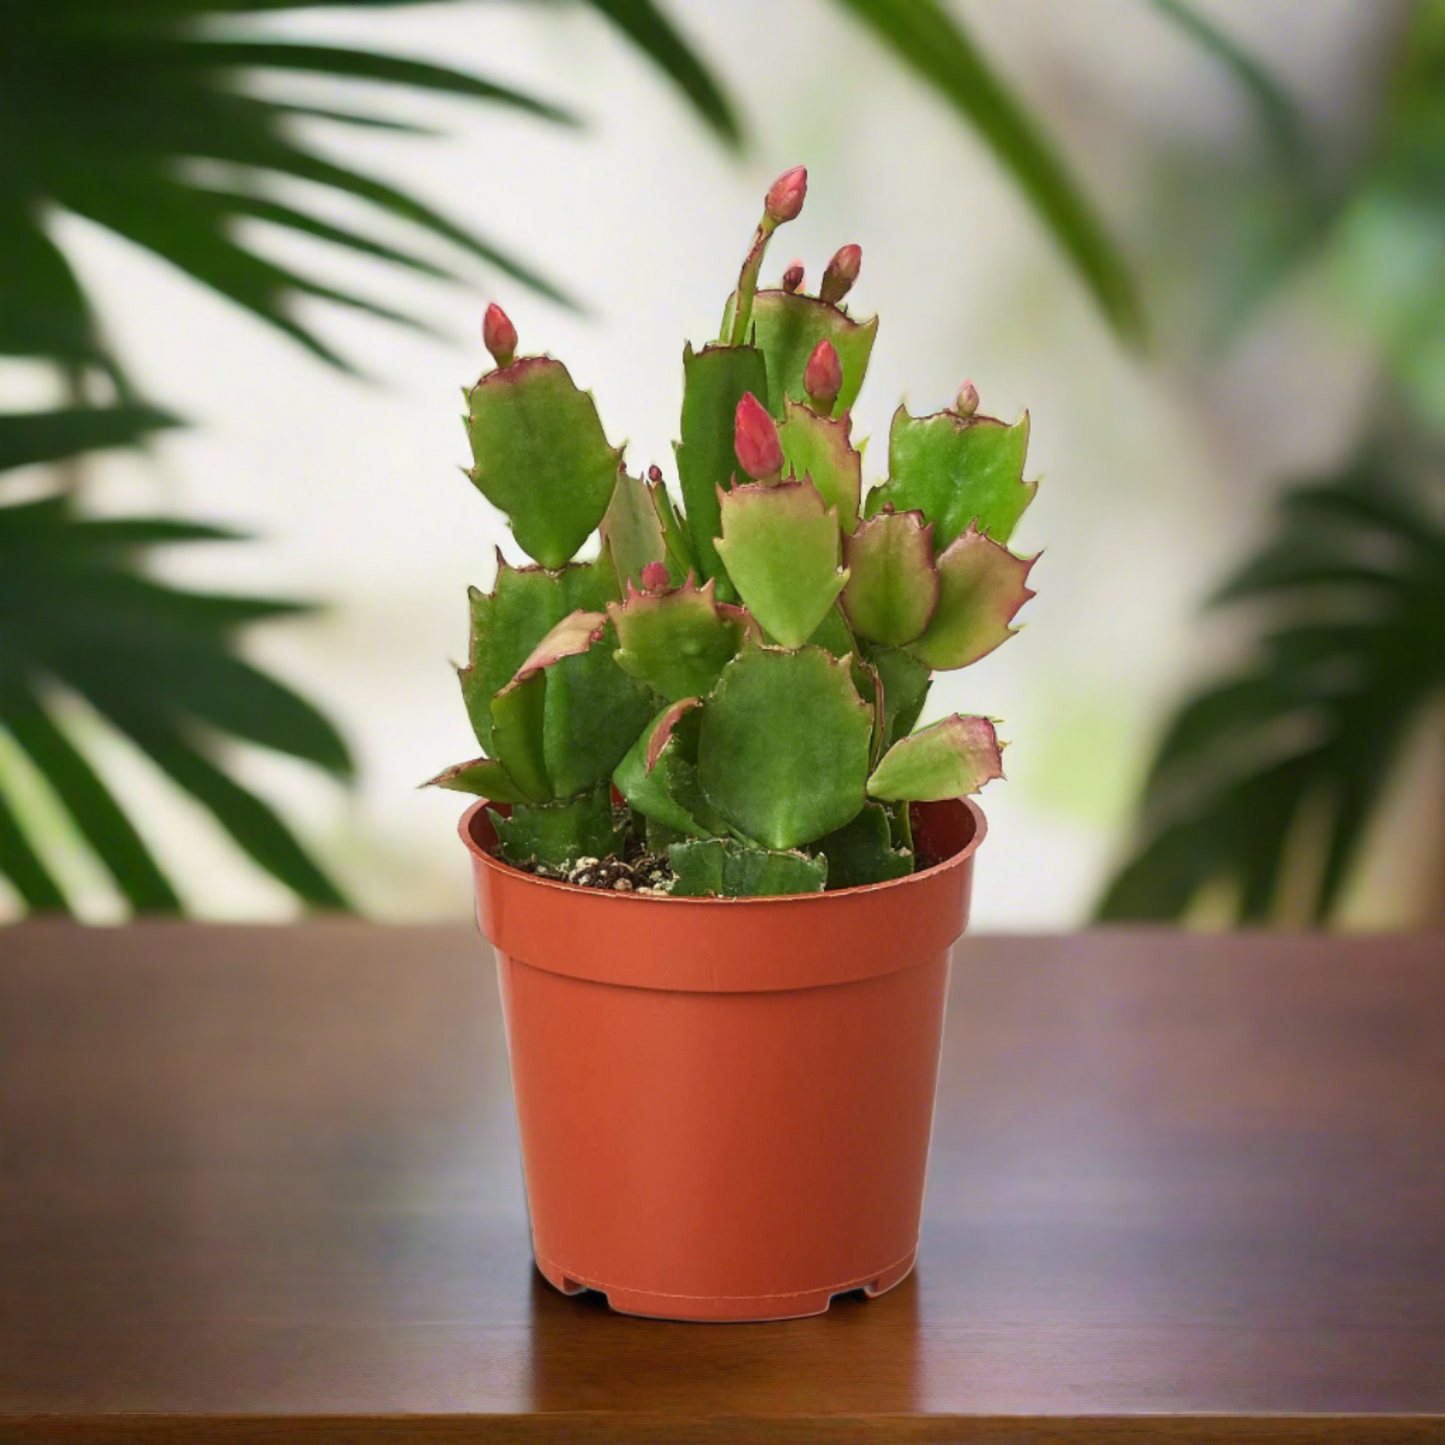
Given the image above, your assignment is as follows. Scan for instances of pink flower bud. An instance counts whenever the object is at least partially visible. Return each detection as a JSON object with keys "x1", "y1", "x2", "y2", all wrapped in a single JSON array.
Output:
[
  {"x1": 734, "y1": 391, "x2": 784, "y2": 480},
  {"x1": 640, "y1": 561, "x2": 671, "y2": 592},
  {"x1": 483, "y1": 303, "x2": 517, "y2": 367},
  {"x1": 764, "y1": 166, "x2": 807, "y2": 225},
  {"x1": 819, "y1": 244, "x2": 861, "y2": 304},
  {"x1": 804, "y1": 339, "x2": 843, "y2": 410},
  {"x1": 954, "y1": 380, "x2": 980, "y2": 418},
  {"x1": 782, "y1": 263, "x2": 804, "y2": 294},
  {"x1": 646, "y1": 464, "x2": 663, "y2": 484}
]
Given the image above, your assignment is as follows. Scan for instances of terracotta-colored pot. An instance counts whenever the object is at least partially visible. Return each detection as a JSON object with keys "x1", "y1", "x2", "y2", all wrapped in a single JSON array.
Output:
[{"x1": 460, "y1": 797, "x2": 986, "y2": 1322}]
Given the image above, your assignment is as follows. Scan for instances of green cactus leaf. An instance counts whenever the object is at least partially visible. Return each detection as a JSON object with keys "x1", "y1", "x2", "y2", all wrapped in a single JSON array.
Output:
[
  {"x1": 466, "y1": 357, "x2": 623, "y2": 569},
  {"x1": 885, "y1": 798, "x2": 913, "y2": 853},
  {"x1": 646, "y1": 816, "x2": 690, "y2": 854},
  {"x1": 539, "y1": 620, "x2": 659, "y2": 798},
  {"x1": 422, "y1": 755, "x2": 530, "y2": 803},
  {"x1": 725, "y1": 291, "x2": 878, "y2": 419},
  {"x1": 653, "y1": 483, "x2": 698, "y2": 580},
  {"x1": 778, "y1": 400, "x2": 862, "y2": 530},
  {"x1": 868, "y1": 645, "x2": 933, "y2": 746},
  {"x1": 676, "y1": 342, "x2": 769, "y2": 597},
  {"x1": 807, "y1": 603, "x2": 860, "y2": 659},
  {"x1": 601, "y1": 472, "x2": 670, "y2": 591},
  {"x1": 698, "y1": 646, "x2": 873, "y2": 850},
  {"x1": 613, "y1": 703, "x2": 703, "y2": 836},
  {"x1": 601, "y1": 471, "x2": 697, "y2": 591},
  {"x1": 867, "y1": 714, "x2": 1005, "y2": 802},
  {"x1": 514, "y1": 608, "x2": 611, "y2": 679},
  {"x1": 609, "y1": 578, "x2": 754, "y2": 701},
  {"x1": 841, "y1": 510, "x2": 940, "y2": 646},
  {"x1": 714, "y1": 480, "x2": 849, "y2": 649},
  {"x1": 868, "y1": 407, "x2": 1035, "y2": 547},
  {"x1": 490, "y1": 670, "x2": 552, "y2": 802},
  {"x1": 460, "y1": 557, "x2": 618, "y2": 753},
  {"x1": 486, "y1": 609, "x2": 655, "y2": 801},
  {"x1": 489, "y1": 787, "x2": 622, "y2": 870},
  {"x1": 848, "y1": 655, "x2": 887, "y2": 764},
  {"x1": 613, "y1": 698, "x2": 724, "y2": 837},
  {"x1": 814, "y1": 801, "x2": 913, "y2": 889},
  {"x1": 668, "y1": 836, "x2": 827, "y2": 897},
  {"x1": 906, "y1": 525, "x2": 1037, "y2": 670}
]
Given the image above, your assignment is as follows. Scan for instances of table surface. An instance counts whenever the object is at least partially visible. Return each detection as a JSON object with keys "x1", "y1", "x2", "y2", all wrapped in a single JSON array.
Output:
[{"x1": 0, "y1": 923, "x2": 1442, "y2": 1443}]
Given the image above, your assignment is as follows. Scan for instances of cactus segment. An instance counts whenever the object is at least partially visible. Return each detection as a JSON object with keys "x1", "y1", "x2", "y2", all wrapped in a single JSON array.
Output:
[
  {"x1": 906, "y1": 525, "x2": 1037, "y2": 670},
  {"x1": 603, "y1": 466, "x2": 699, "y2": 590},
  {"x1": 676, "y1": 342, "x2": 770, "y2": 598},
  {"x1": 698, "y1": 646, "x2": 873, "y2": 850},
  {"x1": 885, "y1": 798, "x2": 912, "y2": 853},
  {"x1": 489, "y1": 611, "x2": 656, "y2": 801},
  {"x1": 849, "y1": 654, "x2": 887, "y2": 764},
  {"x1": 807, "y1": 602, "x2": 859, "y2": 659},
  {"x1": 867, "y1": 714, "x2": 1005, "y2": 802},
  {"x1": 777, "y1": 400, "x2": 861, "y2": 529},
  {"x1": 459, "y1": 558, "x2": 618, "y2": 753},
  {"x1": 867, "y1": 645, "x2": 933, "y2": 747},
  {"x1": 422, "y1": 755, "x2": 531, "y2": 803},
  {"x1": 512, "y1": 608, "x2": 609, "y2": 681},
  {"x1": 488, "y1": 786, "x2": 622, "y2": 870},
  {"x1": 652, "y1": 482, "x2": 697, "y2": 581},
  {"x1": 869, "y1": 406, "x2": 1034, "y2": 548},
  {"x1": 538, "y1": 622, "x2": 658, "y2": 798},
  {"x1": 613, "y1": 698, "x2": 723, "y2": 837},
  {"x1": 841, "y1": 510, "x2": 939, "y2": 647},
  {"x1": 466, "y1": 357, "x2": 623, "y2": 569},
  {"x1": 714, "y1": 479, "x2": 849, "y2": 649},
  {"x1": 668, "y1": 836, "x2": 827, "y2": 898},
  {"x1": 490, "y1": 671, "x2": 552, "y2": 801},
  {"x1": 609, "y1": 578, "x2": 752, "y2": 702},
  {"x1": 718, "y1": 602, "x2": 766, "y2": 644},
  {"x1": 601, "y1": 473, "x2": 676, "y2": 591},
  {"x1": 814, "y1": 800, "x2": 912, "y2": 889},
  {"x1": 646, "y1": 816, "x2": 690, "y2": 854},
  {"x1": 726, "y1": 291, "x2": 878, "y2": 419}
]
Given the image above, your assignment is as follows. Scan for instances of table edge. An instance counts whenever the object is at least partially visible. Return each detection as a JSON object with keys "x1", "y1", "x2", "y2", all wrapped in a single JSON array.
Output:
[{"x1": 3, "y1": 1412, "x2": 1443, "y2": 1444}]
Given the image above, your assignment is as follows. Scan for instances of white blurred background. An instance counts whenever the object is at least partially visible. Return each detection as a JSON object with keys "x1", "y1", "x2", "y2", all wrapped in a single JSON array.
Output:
[{"x1": 14, "y1": 0, "x2": 1440, "y2": 926}]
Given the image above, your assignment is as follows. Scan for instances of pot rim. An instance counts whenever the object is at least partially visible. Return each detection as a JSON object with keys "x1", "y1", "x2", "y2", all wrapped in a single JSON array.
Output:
[{"x1": 457, "y1": 796, "x2": 986, "y2": 907}]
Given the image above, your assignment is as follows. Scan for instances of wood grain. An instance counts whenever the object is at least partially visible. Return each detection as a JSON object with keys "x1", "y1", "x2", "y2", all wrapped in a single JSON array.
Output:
[{"x1": 0, "y1": 922, "x2": 1441, "y2": 1441}]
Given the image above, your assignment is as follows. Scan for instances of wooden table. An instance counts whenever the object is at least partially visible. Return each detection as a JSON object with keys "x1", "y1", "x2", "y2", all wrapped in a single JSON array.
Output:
[{"x1": 1, "y1": 923, "x2": 1441, "y2": 1442}]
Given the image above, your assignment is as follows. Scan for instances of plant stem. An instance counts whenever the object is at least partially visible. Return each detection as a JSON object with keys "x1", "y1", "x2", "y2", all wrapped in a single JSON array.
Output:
[{"x1": 726, "y1": 215, "x2": 777, "y2": 348}]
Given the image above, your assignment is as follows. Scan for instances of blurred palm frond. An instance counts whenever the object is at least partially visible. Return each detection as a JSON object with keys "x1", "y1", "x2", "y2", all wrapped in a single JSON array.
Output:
[
  {"x1": 834, "y1": 0, "x2": 1143, "y2": 342},
  {"x1": 0, "y1": 0, "x2": 598, "y2": 379},
  {"x1": 1100, "y1": 0, "x2": 1445, "y2": 926},
  {"x1": 0, "y1": 413, "x2": 351, "y2": 914},
  {"x1": 1099, "y1": 449, "x2": 1445, "y2": 924}
]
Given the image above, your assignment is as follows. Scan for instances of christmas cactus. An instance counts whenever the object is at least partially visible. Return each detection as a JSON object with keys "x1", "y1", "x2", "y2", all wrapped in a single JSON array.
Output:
[{"x1": 428, "y1": 167, "x2": 1037, "y2": 898}]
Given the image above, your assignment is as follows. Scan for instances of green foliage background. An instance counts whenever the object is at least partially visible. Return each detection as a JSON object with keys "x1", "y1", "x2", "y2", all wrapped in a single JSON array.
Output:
[{"x1": 1097, "y1": 0, "x2": 1445, "y2": 924}]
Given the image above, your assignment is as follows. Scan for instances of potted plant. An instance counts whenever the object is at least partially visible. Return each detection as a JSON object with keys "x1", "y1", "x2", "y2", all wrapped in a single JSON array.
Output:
[{"x1": 429, "y1": 167, "x2": 1038, "y2": 1321}]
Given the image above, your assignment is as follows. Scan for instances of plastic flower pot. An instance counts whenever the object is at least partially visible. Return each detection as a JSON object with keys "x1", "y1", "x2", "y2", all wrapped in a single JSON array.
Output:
[{"x1": 460, "y1": 795, "x2": 986, "y2": 1322}]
